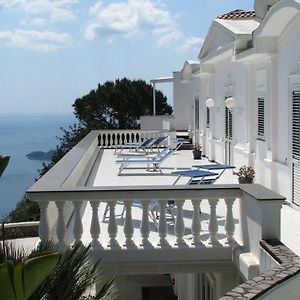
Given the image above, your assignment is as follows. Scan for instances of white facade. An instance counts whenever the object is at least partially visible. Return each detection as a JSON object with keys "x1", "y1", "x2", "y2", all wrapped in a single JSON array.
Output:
[{"x1": 172, "y1": 0, "x2": 300, "y2": 207}]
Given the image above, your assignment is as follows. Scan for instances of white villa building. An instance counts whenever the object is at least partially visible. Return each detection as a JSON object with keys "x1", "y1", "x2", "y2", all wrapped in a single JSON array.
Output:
[
  {"x1": 26, "y1": 0, "x2": 300, "y2": 299},
  {"x1": 171, "y1": 0, "x2": 300, "y2": 208}
]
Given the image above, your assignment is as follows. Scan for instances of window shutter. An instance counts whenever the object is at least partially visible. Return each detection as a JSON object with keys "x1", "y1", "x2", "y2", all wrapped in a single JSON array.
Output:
[
  {"x1": 257, "y1": 97, "x2": 265, "y2": 139},
  {"x1": 195, "y1": 99, "x2": 200, "y2": 130},
  {"x1": 292, "y1": 91, "x2": 300, "y2": 160},
  {"x1": 292, "y1": 90, "x2": 300, "y2": 206},
  {"x1": 225, "y1": 107, "x2": 232, "y2": 139},
  {"x1": 206, "y1": 108, "x2": 210, "y2": 128}
]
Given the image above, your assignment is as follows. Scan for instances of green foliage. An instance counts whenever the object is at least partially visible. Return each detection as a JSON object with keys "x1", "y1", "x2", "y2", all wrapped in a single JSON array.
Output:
[
  {"x1": 0, "y1": 155, "x2": 10, "y2": 177},
  {"x1": 6, "y1": 197, "x2": 40, "y2": 223},
  {"x1": 0, "y1": 250, "x2": 60, "y2": 300},
  {"x1": 0, "y1": 242, "x2": 116, "y2": 300},
  {"x1": 30, "y1": 243, "x2": 116, "y2": 300},
  {"x1": 73, "y1": 78, "x2": 172, "y2": 130}
]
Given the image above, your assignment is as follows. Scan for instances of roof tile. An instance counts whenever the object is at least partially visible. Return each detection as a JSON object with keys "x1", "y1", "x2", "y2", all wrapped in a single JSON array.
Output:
[{"x1": 217, "y1": 10, "x2": 256, "y2": 20}]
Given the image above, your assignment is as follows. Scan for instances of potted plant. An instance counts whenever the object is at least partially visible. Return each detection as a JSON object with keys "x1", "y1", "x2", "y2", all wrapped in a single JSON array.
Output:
[
  {"x1": 193, "y1": 144, "x2": 202, "y2": 159},
  {"x1": 233, "y1": 165, "x2": 255, "y2": 184}
]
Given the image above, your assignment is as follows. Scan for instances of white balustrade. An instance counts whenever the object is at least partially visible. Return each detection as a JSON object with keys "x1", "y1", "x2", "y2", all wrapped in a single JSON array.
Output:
[
  {"x1": 208, "y1": 199, "x2": 219, "y2": 245},
  {"x1": 90, "y1": 201, "x2": 102, "y2": 249},
  {"x1": 55, "y1": 201, "x2": 67, "y2": 250},
  {"x1": 140, "y1": 200, "x2": 151, "y2": 247},
  {"x1": 38, "y1": 196, "x2": 239, "y2": 250},
  {"x1": 72, "y1": 201, "x2": 83, "y2": 246},
  {"x1": 97, "y1": 130, "x2": 167, "y2": 148},
  {"x1": 107, "y1": 201, "x2": 118, "y2": 247},
  {"x1": 37, "y1": 190, "x2": 288, "y2": 257},
  {"x1": 174, "y1": 200, "x2": 185, "y2": 246},
  {"x1": 124, "y1": 200, "x2": 134, "y2": 247},
  {"x1": 225, "y1": 198, "x2": 235, "y2": 244},
  {"x1": 191, "y1": 199, "x2": 202, "y2": 246},
  {"x1": 38, "y1": 201, "x2": 49, "y2": 244},
  {"x1": 158, "y1": 200, "x2": 168, "y2": 247}
]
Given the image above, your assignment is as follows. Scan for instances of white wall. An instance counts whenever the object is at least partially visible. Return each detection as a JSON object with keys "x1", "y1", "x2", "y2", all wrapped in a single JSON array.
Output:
[
  {"x1": 259, "y1": 273, "x2": 300, "y2": 300},
  {"x1": 275, "y1": 15, "x2": 300, "y2": 201},
  {"x1": 173, "y1": 71, "x2": 194, "y2": 131},
  {"x1": 200, "y1": 60, "x2": 251, "y2": 166}
]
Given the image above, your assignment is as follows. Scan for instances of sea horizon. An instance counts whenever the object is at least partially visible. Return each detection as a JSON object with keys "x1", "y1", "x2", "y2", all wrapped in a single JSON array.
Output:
[{"x1": 0, "y1": 113, "x2": 76, "y2": 219}]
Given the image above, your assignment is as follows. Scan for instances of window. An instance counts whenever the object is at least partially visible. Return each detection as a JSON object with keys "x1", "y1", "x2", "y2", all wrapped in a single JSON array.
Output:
[
  {"x1": 195, "y1": 99, "x2": 200, "y2": 130},
  {"x1": 257, "y1": 97, "x2": 265, "y2": 140},
  {"x1": 206, "y1": 107, "x2": 210, "y2": 128}
]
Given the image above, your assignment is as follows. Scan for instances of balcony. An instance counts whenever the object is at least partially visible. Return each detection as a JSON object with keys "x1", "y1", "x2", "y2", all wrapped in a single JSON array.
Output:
[{"x1": 27, "y1": 130, "x2": 285, "y2": 279}]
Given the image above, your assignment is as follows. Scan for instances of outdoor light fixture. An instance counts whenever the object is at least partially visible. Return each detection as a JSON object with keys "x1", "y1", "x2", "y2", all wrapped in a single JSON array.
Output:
[
  {"x1": 205, "y1": 98, "x2": 215, "y2": 108},
  {"x1": 225, "y1": 97, "x2": 236, "y2": 109}
]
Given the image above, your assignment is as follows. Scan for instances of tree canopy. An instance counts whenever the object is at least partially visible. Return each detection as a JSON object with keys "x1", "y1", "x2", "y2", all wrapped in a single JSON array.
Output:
[{"x1": 73, "y1": 78, "x2": 172, "y2": 130}]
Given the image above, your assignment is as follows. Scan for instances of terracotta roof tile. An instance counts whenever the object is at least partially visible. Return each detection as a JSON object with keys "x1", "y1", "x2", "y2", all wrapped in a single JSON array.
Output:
[{"x1": 217, "y1": 10, "x2": 256, "y2": 20}]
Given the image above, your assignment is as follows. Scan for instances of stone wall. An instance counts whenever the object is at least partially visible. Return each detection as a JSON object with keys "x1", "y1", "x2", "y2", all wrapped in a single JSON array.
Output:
[
  {"x1": 0, "y1": 222, "x2": 39, "y2": 240},
  {"x1": 220, "y1": 239, "x2": 300, "y2": 299}
]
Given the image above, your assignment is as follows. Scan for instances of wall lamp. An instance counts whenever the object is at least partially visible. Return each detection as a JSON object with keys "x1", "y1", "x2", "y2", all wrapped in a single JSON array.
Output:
[{"x1": 205, "y1": 98, "x2": 215, "y2": 108}]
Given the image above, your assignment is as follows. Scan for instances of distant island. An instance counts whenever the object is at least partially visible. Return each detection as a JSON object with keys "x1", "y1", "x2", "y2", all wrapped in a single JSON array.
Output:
[{"x1": 26, "y1": 150, "x2": 54, "y2": 161}]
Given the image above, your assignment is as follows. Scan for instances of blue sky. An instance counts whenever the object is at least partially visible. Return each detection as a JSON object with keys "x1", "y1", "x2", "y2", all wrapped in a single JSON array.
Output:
[{"x1": 0, "y1": 0, "x2": 253, "y2": 115}]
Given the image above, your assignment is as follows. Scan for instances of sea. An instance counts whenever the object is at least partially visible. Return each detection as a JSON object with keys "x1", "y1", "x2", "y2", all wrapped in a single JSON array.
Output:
[{"x1": 0, "y1": 114, "x2": 76, "y2": 219}]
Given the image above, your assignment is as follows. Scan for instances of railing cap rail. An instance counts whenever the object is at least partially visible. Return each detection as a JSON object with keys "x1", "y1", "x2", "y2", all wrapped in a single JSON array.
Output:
[{"x1": 27, "y1": 184, "x2": 285, "y2": 203}]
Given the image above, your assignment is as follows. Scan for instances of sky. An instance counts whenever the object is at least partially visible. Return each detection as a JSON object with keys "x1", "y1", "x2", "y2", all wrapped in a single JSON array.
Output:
[{"x1": 0, "y1": 0, "x2": 253, "y2": 115}]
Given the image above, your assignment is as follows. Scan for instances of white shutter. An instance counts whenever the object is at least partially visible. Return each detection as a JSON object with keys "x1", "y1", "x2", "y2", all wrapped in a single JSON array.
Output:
[
  {"x1": 292, "y1": 91, "x2": 300, "y2": 206},
  {"x1": 257, "y1": 97, "x2": 265, "y2": 139},
  {"x1": 293, "y1": 164, "x2": 300, "y2": 206},
  {"x1": 225, "y1": 107, "x2": 232, "y2": 140},
  {"x1": 206, "y1": 107, "x2": 210, "y2": 128},
  {"x1": 195, "y1": 99, "x2": 200, "y2": 130}
]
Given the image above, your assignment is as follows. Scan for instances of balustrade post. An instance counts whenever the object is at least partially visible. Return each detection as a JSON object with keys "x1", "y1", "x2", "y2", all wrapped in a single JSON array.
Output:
[
  {"x1": 109, "y1": 134, "x2": 114, "y2": 147},
  {"x1": 90, "y1": 201, "x2": 102, "y2": 250},
  {"x1": 107, "y1": 201, "x2": 118, "y2": 247},
  {"x1": 225, "y1": 198, "x2": 236, "y2": 244},
  {"x1": 55, "y1": 201, "x2": 68, "y2": 251},
  {"x1": 38, "y1": 201, "x2": 49, "y2": 244},
  {"x1": 140, "y1": 200, "x2": 151, "y2": 247},
  {"x1": 72, "y1": 201, "x2": 83, "y2": 246},
  {"x1": 124, "y1": 200, "x2": 134, "y2": 247},
  {"x1": 158, "y1": 200, "x2": 168, "y2": 246},
  {"x1": 174, "y1": 200, "x2": 185, "y2": 246},
  {"x1": 191, "y1": 199, "x2": 202, "y2": 246},
  {"x1": 208, "y1": 198, "x2": 219, "y2": 245}
]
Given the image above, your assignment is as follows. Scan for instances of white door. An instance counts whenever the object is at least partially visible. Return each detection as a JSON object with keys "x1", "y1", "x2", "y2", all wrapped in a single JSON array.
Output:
[{"x1": 292, "y1": 90, "x2": 300, "y2": 206}]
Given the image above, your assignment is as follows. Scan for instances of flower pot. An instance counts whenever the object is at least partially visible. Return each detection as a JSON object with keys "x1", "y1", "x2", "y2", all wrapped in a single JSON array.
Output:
[
  {"x1": 238, "y1": 177, "x2": 253, "y2": 184},
  {"x1": 193, "y1": 150, "x2": 202, "y2": 159}
]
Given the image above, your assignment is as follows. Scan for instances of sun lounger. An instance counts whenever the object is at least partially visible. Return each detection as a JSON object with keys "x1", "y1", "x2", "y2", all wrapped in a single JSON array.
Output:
[
  {"x1": 116, "y1": 147, "x2": 173, "y2": 175},
  {"x1": 192, "y1": 163, "x2": 235, "y2": 184},
  {"x1": 114, "y1": 137, "x2": 155, "y2": 154},
  {"x1": 171, "y1": 169, "x2": 219, "y2": 185}
]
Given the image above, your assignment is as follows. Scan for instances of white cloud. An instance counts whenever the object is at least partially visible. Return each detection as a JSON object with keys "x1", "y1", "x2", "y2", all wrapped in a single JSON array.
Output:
[
  {"x1": 85, "y1": 0, "x2": 181, "y2": 47},
  {"x1": 0, "y1": 29, "x2": 72, "y2": 52},
  {"x1": 20, "y1": 18, "x2": 47, "y2": 27},
  {"x1": 176, "y1": 36, "x2": 204, "y2": 53},
  {"x1": 0, "y1": 0, "x2": 77, "y2": 22}
]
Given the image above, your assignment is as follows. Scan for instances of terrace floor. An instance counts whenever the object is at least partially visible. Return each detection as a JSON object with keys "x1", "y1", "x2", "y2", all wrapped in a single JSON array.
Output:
[{"x1": 79, "y1": 149, "x2": 242, "y2": 250}]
